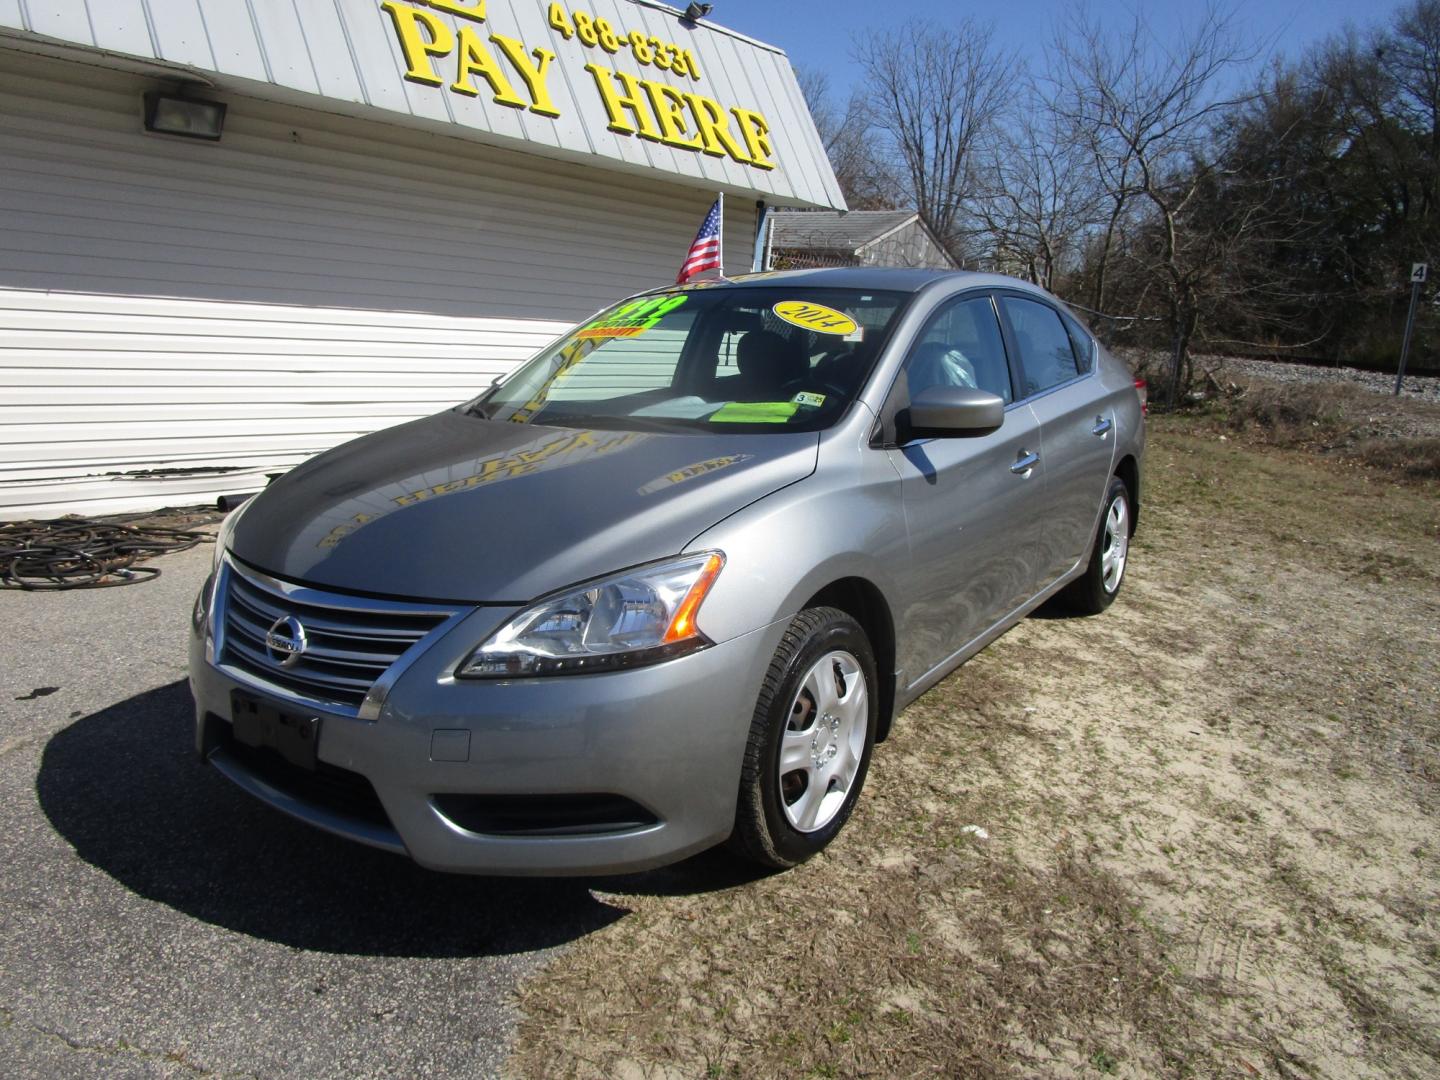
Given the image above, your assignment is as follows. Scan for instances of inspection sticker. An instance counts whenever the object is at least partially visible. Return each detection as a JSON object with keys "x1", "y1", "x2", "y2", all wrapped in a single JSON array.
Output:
[
  {"x1": 772, "y1": 300, "x2": 859, "y2": 336},
  {"x1": 792, "y1": 391, "x2": 826, "y2": 408}
]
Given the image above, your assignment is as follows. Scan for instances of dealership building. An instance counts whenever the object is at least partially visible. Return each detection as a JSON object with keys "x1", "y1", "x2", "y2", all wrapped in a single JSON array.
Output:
[{"x1": 0, "y1": 0, "x2": 842, "y2": 519}]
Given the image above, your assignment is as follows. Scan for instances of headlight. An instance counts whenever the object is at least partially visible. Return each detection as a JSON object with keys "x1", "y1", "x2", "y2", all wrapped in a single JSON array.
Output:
[
  {"x1": 192, "y1": 574, "x2": 215, "y2": 631},
  {"x1": 458, "y1": 552, "x2": 725, "y2": 678},
  {"x1": 213, "y1": 497, "x2": 248, "y2": 566},
  {"x1": 194, "y1": 499, "x2": 250, "y2": 632}
]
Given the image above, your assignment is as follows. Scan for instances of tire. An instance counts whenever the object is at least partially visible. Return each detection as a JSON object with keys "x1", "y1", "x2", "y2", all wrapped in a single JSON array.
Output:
[
  {"x1": 728, "y1": 607, "x2": 878, "y2": 869},
  {"x1": 1062, "y1": 473, "x2": 1132, "y2": 615}
]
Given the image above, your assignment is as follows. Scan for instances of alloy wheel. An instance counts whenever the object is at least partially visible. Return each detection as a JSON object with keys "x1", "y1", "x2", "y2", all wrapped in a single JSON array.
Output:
[
  {"x1": 778, "y1": 650, "x2": 868, "y2": 833},
  {"x1": 1101, "y1": 494, "x2": 1129, "y2": 593}
]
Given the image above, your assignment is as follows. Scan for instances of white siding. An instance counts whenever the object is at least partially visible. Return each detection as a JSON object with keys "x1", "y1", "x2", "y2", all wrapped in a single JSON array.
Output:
[
  {"x1": 0, "y1": 289, "x2": 569, "y2": 518},
  {"x1": 0, "y1": 49, "x2": 760, "y2": 519}
]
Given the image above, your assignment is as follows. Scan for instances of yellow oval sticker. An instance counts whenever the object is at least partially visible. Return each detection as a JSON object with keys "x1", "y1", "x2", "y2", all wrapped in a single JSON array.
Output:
[{"x1": 772, "y1": 301, "x2": 859, "y2": 337}]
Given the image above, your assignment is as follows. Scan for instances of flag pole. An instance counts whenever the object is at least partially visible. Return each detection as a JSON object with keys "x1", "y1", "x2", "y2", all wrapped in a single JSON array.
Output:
[{"x1": 717, "y1": 192, "x2": 725, "y2": 279}]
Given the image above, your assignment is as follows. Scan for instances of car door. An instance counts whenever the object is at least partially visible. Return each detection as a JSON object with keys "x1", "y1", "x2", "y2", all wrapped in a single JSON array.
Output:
[
  {"x1": 997, "y1": 293, "x2": 1117, "y2": 587},
  {"x1": 883, "y1": 293, "x2": 1047, "y2": 682}
]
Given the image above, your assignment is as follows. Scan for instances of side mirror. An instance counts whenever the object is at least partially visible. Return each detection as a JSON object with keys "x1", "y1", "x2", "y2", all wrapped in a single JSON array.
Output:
[{"x1": 904, "y1": 385, "x2": 1005, "y2": 439}]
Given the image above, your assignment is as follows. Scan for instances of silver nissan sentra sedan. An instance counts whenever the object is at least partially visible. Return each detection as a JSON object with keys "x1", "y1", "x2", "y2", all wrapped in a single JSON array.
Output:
[{"x1": 188, "y1": 267, "x2": 1143, "y2": 875}]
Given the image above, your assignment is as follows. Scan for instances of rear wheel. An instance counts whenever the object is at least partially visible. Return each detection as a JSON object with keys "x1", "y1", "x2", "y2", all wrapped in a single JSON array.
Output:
[
  {"x1": 1062, "y1": 474, "x2": 1132, "y2": 615},
  {"x1": 729, "y1": 607, "x2": 877, "y2": 869}
]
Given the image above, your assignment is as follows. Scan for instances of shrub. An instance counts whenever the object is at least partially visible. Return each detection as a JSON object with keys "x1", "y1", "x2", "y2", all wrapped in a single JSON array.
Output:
[
  {"x1": 1222, "y1": 383, "x2": 1358, "y2": 446},
  {"x1": 1349, "y1": 438, "x2": 1440, "y2": 482}
]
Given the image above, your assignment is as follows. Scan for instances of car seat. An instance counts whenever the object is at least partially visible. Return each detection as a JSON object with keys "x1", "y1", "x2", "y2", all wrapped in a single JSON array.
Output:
[{"x1": 735, "y1": 330, "x2": 808, "y2": 399}]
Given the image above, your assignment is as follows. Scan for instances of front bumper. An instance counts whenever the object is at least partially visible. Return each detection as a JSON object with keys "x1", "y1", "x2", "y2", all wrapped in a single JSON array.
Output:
[{"x1": 189, "y1": 602, "x2": 786, "y2": 876}]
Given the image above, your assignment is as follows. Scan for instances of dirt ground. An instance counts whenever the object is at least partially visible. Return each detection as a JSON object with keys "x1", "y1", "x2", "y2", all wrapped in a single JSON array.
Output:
[{"x1": 507, "y1": 414, "x2": 1440, "y2": 1078}]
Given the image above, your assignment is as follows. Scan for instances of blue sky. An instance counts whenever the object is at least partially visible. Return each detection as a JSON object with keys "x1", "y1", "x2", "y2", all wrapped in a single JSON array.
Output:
[{"x1": 702, "y1": 0, "x2": 1386, "y2": 99}]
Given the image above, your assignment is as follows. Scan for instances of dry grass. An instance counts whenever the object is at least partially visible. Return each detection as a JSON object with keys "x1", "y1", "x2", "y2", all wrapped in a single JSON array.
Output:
[
  {"x1": 514, "y1": 658, "x2": 1209, "y2": 1078},
  {"x1": 507, "y1": 421, "x2": 1440, "y2": 1080},
  {"x1": 1349, "y1": 437, "x2": 1440, "y2": 482},
  {"x1": 1220, "y1": 381, "x2": 1361, "y2": 445},
  {"x1": 1171, "y1": 377, "x2": 1440, "y2": 484}
]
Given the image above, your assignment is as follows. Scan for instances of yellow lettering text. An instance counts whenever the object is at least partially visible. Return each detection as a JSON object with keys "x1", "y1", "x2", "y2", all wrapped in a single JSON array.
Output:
[
  {"x1": 643, "y1": 81, "x2": 703, "y2": 150},
  {"x1": 452, "y1": 25, "x2": 527, "y2": 108},
  {"x1": 420, "y1": 0, "x2": 486, "y2": 20},
  {"x1": 585, "y1": 63, "x2": 662, "y2": 141},
  {"x1": 490, "y1": 35, "x2": 561, "y2": 117},
  {"x1": 685, "y1": 92, "x2": 753, "y2": 164},
  {"x1": 381, "y1": 0, "x2": 454, "y2": 88},
  {"x1": 730, "y1": 107, "x2": 776, "y2": 170}
]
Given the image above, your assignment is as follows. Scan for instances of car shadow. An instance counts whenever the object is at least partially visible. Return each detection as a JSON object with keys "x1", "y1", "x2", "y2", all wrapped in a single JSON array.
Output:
[
  {"x1": 35, "y1": 680, "x2": 765, "y2": 958},
  {"x1": 898, "y1": 441, "x2": 938, "y2": 484},
  {"x1": 1028, "y1": 594, "x2": 1082, "y2": 620}
]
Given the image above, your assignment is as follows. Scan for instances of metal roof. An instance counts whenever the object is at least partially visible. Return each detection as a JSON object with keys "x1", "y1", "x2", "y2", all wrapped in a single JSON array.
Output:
[
  {"x1": 769, "y1": 211, "x2": 921, "y2": 252},
  {"x1": 0, "y1": 0, "x2": 845, "y2": 209}
]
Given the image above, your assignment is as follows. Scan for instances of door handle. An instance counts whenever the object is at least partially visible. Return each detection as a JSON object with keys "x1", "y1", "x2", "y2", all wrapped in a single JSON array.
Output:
[
  {"x1": 1010, "y1": 450, "x2": 1039, "y2": 475},
  {"x1": 1092, "y1": 416, "x2": 1113, "y2": 437}
]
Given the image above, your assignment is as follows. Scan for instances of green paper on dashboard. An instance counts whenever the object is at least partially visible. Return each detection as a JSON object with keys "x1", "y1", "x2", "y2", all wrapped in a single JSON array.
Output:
[{"x1": 709, "y1": 401, "x2": 800, "y2": 423}]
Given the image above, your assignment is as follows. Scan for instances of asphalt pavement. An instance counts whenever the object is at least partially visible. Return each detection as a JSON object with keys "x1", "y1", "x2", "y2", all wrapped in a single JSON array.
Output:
[{"x1": 0, "y1": 538, "x2": 643, "y2": 1078}]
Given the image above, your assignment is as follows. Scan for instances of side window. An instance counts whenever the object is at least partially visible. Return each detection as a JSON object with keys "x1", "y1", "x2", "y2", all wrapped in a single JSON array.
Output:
[
  {"x1": 1001, "y1": 296, "x2": 1084, "y2": 395},
  {"x1": 1061, "y1": 312, "x2": 1095, "y2": 374},
  {"x1": 906, "y1": 296, "x2": 1013, "y2": 404}
]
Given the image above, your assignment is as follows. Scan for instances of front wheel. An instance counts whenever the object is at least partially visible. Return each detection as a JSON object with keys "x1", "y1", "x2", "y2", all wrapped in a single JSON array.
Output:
[
  {"x1": 728, "y1": 607, "x2": 877, "y2": 869},
  {"x1": 1062, "y1": 474, "x2": 1132, "y2": 615}
]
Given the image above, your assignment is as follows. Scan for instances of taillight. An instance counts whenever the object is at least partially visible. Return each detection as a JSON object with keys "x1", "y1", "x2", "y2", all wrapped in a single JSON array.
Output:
[{"x1": 1134, "y1": 378, "x2": 1148, "y2": 416}]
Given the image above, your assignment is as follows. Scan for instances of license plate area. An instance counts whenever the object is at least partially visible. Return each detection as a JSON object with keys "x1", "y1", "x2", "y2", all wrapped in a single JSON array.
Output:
[{"x1": 230, "y1": 691, "x2": 320, "y2": 770}]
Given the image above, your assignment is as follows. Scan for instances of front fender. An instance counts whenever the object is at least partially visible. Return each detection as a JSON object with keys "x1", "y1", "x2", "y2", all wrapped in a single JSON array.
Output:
[{"x1": 684, "y1": 454, "x2": 907, "y2": 648}]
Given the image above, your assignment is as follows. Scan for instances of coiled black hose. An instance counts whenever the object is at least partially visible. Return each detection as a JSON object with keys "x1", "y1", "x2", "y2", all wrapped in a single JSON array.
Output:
[{"x1": 0, "y1": 517, "x2": 213, "y2": 590}]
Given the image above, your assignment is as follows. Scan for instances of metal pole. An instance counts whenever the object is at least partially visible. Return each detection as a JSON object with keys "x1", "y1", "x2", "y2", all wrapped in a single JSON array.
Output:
[
  {"x1": 1395, "y1": 279, "x2": 1421, "y2": 396},
  {"x1": 751, "y1": 199, "x2": 770, "y2": 272}
]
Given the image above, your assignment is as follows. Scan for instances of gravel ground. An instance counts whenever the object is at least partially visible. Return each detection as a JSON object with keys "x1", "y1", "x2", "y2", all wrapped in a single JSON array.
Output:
[{"x1": 1201, "y1": 354, "x2": 1440, "y2": 400}]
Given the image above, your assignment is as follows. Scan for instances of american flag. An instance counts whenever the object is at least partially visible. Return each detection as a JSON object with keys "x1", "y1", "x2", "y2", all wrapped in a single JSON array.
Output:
[{"x1": 677, "y1": 197, "x2": 723, "y2": 284}]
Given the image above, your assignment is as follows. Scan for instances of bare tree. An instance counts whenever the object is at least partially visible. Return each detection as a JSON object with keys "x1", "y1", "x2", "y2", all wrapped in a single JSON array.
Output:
[
  {"x1": 853, "y1": 19, "x2": 1017, "y2": 255},
  {"x1": 1048, "y1": 3, "x2": 1262, "y2": 402},
  {"x1": 796, "y1": 66, "x2": 903, "y2": 210},
  {"x1": 1387, "y1": 0, "x2": 1440, "y2": 209},
  {"x1": 972, "y1": 102, "x2": 1101, "y2": 291}
]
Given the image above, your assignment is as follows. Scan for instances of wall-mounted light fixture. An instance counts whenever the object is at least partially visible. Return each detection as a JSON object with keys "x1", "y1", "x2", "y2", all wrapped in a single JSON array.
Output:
[
  {"x1": 143, "y1": 90, "x2": 226, "y2": 141},
  {"x1": 684, "y1": 4, "x2": 713, "y2": 22}
]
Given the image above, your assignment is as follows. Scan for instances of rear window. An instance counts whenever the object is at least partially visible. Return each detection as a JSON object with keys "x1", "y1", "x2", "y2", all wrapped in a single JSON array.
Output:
[
  {"x1": 1002, "y1": 296, "x2": 1086, "y2": 395},
  {"x1": 1061, "y1": 312, "x2": 1096, "y2": 375}
]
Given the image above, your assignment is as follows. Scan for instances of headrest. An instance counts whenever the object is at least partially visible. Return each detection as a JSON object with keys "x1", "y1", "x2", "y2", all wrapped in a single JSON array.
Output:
[{"x1": 737, "y1": 330, "x2": 807, "y2": 385}]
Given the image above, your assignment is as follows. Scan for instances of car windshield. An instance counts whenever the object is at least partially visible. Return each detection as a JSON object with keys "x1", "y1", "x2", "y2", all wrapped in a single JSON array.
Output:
[{"x1": 465, "y1": 286, "x2": 911, "y2": 433}]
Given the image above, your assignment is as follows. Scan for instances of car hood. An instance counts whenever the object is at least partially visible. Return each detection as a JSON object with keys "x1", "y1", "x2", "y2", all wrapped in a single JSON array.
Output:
[{"x1": 230, "y1": 410, "x2": 818, "y2": 603}]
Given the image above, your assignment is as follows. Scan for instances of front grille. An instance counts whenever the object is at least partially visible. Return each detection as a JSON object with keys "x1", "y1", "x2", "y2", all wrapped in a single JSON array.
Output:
[{"x1": 218, "y1": 559, "x2": 457, "y2": 713}]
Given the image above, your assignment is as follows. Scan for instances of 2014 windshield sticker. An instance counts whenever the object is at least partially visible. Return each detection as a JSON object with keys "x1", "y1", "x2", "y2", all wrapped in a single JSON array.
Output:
[
  {"x1": 772, "y1": 300, "x2": 858, "y2": 336},
  {"x1": 576, "y1": 294, "x2": 688, "y2": 340}
]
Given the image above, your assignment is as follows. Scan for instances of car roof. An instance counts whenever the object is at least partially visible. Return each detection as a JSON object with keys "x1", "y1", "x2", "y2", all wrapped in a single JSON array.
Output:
[{"x1": 652, "y1": 266, "x2": 1047, "y2": 297}]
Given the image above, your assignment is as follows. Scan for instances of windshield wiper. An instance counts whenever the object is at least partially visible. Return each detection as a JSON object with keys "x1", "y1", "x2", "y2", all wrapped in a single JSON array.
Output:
[{"x1": 541, "y1": 414, "x2": 702, "y2": 433}]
